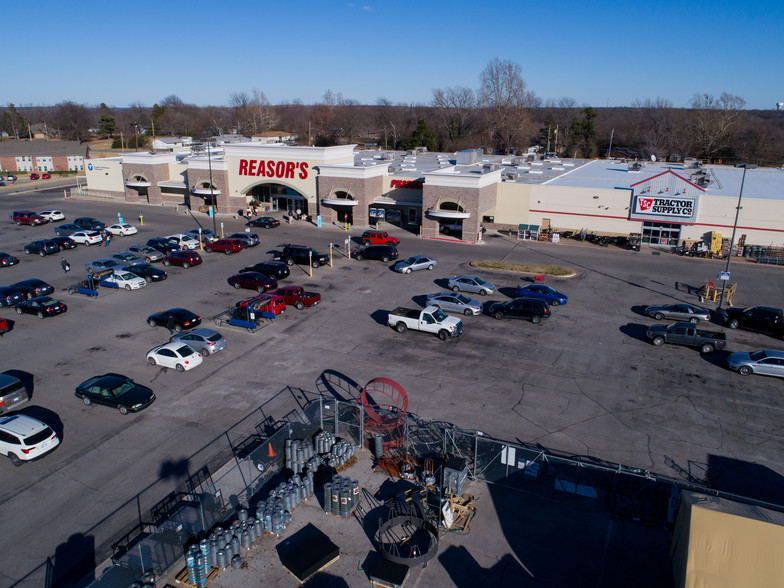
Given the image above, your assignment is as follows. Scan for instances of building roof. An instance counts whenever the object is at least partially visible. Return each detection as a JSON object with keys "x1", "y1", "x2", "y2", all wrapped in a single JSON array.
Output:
[{"x1": 0, "y1": 140, "x2": 87, "y2": 157}]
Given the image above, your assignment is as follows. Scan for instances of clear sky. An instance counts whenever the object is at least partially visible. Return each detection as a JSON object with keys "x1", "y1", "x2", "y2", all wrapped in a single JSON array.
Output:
[{"x1": 5, "y1": 0, "x2": 781, "y2": 110}]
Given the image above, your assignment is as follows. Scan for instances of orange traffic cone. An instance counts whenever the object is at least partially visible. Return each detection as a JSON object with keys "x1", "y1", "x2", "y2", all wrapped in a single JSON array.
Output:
[{"x1": 267, "y1": 442, "x2": 276, "y2": 458}]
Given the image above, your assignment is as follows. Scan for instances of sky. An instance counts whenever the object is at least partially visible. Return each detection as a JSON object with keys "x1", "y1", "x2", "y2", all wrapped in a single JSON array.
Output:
[{"x1": 4, "y1": 0, "x2": 781, "y2": 110}]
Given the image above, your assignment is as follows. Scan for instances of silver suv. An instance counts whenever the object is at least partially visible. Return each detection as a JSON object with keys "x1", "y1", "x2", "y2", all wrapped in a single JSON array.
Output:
[{"x1": 0, "y1": 374, "x2": 29, "y2": 415}]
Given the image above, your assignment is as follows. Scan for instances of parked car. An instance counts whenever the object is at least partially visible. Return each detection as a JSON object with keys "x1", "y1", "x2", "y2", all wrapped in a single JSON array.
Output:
[
  {"x1": 170, "y1": 328, "x2": 226, "y2": 357},
  {"x1": 85, "y1": 258, "x2": 120, "y2": 274},
  {"x1": 722, "y1": 306, "x2": 784, "y2": 340},
  {"x1": 39, "y1": 210, "x2": 65, "y2": 222},
  {"x1": 515, "y1": 284, "x2": 569, "y2": 306},
  {"x1": 41, "y1": 172, "x2": 51, "y2": 179},
  {"x1": 127, "y1": 244, "x2": 164, "y2": 263},
  {"x1": 275, "y1": 244, "x2": 329, "y2": 267},
  {"x1": 101, "y1": 270, "x2": 147, "y2": 290},
  {"x1": 163, "y1": 250, "x2": 202, "y2": 268},
  {"x1": 354, "y1": 245, "x2": 398, "y2": 262},
  {"x1": 246, "y1": 217, "x2": 280, "y2": 229},
  {"x1": 106, "y1": 223, "x2": 138, "y2": 236},
  {"x1": 147, "y1": 238, "x2": 180, "y2": 255},
  {"x1": 73, "y1": 217, "x2": 106, "y2": 232},
  {"x1": 426, "y1": 292, "x2": 483, "y2": 316},
  {"x1": 393, "y1": 255, "x2": 437, "y2": 274},
  {"x1": 646, "y1": 322, "x2": 727, "y2": 353},
  {"x1": 15, "y1": 296, "x2": 67, "y2": 319},
  {"x1": 9, "y1": 210, "x2": 47, "y2": 226},
  {"x1": 11, "y1": 279, "x2": 54, "y2": 299},
  {"x1": 51, "y1": 236, "x2": 77, "y2": 251},
  {"x1": 204, "y1": 238, "x2": 244, "y2": 255},
  {"x1": 448, "y1": 275, "x2": 497, "y2": 296},
  {"x1": 166, "y1": 233, "x2": 201, "y2": 250},
  {"x1": 0, "y1": 373, "x2": 30, "y2": 414},
  {"x1": 110, "y1": 252, "x2": 143, "y2": 265},
  {"x1": 185, "y1": 228, "x2": 218, "y2": 243},
  {"x1": 54, "y1": 223, "x2": 82, "y2": 236},
  {"x1": 644, "y1": 303, "x2": 711, "y2": 323},
  {"x1": 387, "y1": 306, "x2": 463, "y2": 340},
  {"x1": 5, "y1": 174, "x2": 16, "y2": 182},
  {"x1": 147, "y1": 308, "x2": 201, "y2": 332},
  {"x1": 488, "y1": 298, "x2": 550, "y2": 323},
  {"x1": 122, "y1": 263, "x2": 167, "y2": 283},
  {"x1": 70, "y1": 230, "x2": 103, "y2": 245},
  {"x1": 0, "y1": 287, "x2": 25, "y2": 307},
  {"x1": 361, "y1": 230, "x2": 399, "y2": 246},
  {"x1": 75, "y1": 373, "x2": 155, "y2": 415},
  {"x1": 271, "y1": 285, "x2": 320, "y2": 309},
  {"x1": 146, "y1": 342, "x2": 203, "y2": 372},
  {"x1": 228, "y1": 272, "x2": 277, "y2": 292},
  {"x1": 24, "y1": 240, "x2": 58, "y2": 257},
  {"x1": 240, "y1": 261, "x2": 290, "y2": 280},
  {"x1": 727, "y1": 349, "x2": 784, "y2": 378},
  {"x1": 229, "y1": 232, "x2": 260, "y2": 247},
  {"x1": 29, "y1": 173, "x2": 40, "y2": 180},
  {"x1": 0, "y1": 414, "x2": 59, "y2": 466},
  {"x1": 0, "y1": 252, "x2": 20, "y2": 267}
]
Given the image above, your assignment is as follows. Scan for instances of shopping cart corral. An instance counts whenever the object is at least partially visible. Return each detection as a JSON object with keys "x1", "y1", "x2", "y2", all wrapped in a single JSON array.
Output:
[{"x1": 212, "y1": 294, "x2": 278, "y2": 333}]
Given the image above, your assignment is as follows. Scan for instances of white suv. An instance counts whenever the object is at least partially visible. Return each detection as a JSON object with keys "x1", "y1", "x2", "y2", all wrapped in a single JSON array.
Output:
[
  {"x1": 0, "y1": 415, "x2": 59, "y2": 466},
  {"x1": 166, "y1": 233, "x2": 201, "y2": 250}
]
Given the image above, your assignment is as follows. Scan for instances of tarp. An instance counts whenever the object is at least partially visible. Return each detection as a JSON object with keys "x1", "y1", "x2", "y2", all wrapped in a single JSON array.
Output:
[{"x1": 671, "y1": 491, "x2": 784, "y2": 588}]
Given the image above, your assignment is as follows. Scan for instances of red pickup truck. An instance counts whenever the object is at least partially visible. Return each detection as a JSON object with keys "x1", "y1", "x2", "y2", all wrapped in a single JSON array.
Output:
[{"x1": 271, "y1": 286, "x2": 321, "y2": 310}]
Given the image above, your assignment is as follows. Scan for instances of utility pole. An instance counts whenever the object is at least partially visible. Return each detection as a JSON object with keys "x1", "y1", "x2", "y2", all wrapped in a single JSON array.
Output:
[
  {"x1": 607, "y1": 129, "x2": 614, "y2": 159},
  {"x1": 546, "y1": 125, "x2": 551, "y2": 155}
]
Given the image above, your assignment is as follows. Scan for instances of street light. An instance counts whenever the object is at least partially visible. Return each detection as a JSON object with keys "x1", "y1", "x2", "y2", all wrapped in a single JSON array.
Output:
[
  {"x1": 206, "y1": 139, "x2": 217, "y2": 236},
  {"x1": 131, "y1": 122, "x2": 139, "y2": 152},
  {"x1": 717, "y1": 163, "x2": 757, "y2": 312}
]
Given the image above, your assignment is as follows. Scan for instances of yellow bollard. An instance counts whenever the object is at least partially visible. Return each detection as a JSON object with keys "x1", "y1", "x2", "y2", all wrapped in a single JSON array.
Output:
[{"x1": 139, "y1": 215, "x2": 144, "y2": 226}]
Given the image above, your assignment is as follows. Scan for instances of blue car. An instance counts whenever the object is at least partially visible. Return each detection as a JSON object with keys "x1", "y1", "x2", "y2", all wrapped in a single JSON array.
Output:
[{"x1": 515, "y1": 284, "x2": 568, "y2": 306}]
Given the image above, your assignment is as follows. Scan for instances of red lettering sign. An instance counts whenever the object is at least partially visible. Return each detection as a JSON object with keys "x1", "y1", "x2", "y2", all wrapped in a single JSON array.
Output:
[
  {"x1": 390, "y1": 179, "x2": 423, "y2": 189},
  {"x1": 238, "y1": 159, "x2": 309, "y2": 180}
]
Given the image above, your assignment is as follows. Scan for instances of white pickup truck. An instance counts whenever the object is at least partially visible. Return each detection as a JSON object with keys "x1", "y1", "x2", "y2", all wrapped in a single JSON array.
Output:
[{"x1": 387, "y1": 306, "x2": 463, "y2": 340}]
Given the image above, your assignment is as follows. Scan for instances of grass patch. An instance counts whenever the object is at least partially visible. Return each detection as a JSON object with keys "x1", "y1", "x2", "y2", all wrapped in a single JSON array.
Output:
[{"x1": 472, "y1": 260, "x2": 575, "y2": 276}]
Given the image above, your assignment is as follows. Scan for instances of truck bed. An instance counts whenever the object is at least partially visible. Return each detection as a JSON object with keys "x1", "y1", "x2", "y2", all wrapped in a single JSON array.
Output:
[{"x1": 390, "y1": 307, "x2": 421, "y2": 319}]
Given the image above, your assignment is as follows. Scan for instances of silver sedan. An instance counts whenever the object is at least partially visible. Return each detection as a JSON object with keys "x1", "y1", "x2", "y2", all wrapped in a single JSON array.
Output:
[
  {"x1": 394, "y1": 255, "x2": 437, "y2": 274},
  {"x1": 644, "y1": 303, "x2": 711, "y2": 323},
  {"x1": 426, "y1": 292, "x2": 483, "y2": 316},
  {"x1": 727, "y1": 350, "x2": 784, "y2": 378},
  {"x1": 447, "y1": 275, "x2": 496, "y2": 295}
]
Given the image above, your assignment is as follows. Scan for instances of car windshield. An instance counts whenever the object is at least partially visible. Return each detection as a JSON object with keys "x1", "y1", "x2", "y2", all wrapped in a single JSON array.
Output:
[
  {"x1": 432, "y1": 308, "x2": 447, "y2": 322},
  {"x1": 749, "y1": 350, "x2": 768, "y2": 361},
  {"x1": 542, "y1": 286, "x2": 557, "y2": 294},
  {"x1": 402, "y1": 257, "x2": 416, "y2": 264},
  {"x1": 107, "y1": 380, "x2": 135, "y2": 397},
  {"x1": 456, "y1": 294, "x2": 471, "y2": 304},
  {"x1": 474, "y1": 277, "x2": 486, "y2": 285},
  {"x1": 118, "y1": 273, "x2": 136, "y2": 280}
]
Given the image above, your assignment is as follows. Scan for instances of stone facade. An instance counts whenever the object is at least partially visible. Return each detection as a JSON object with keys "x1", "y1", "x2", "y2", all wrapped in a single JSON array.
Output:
[
  {"x1": 422, "y1": 182, "x2": 497, "y2": 243},
  {"x1": 317, "y1": 175, "x2": 383, "y2": 226}
]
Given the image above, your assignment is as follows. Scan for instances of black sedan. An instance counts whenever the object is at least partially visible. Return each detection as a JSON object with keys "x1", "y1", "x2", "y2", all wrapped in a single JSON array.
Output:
[
  {"x1": 0, "y1": 287, "x2": 25, "y2": 307},
  {"x1": 54, "y1": 223, "x2": 83, "y2": 236},
  {"x1": 25, "y1": 239, "x2": 59, "y2": 257},
  {"x1": 147, "y1": 238, "x2": 180, "y2": 255},
  {"x1": 246, "y1": 217, "x2": 280, "y2": 229},
  {"x1": 147, "y1": 308, "x2": 201, "y2": 333},
  {"x1": 227, "y1": 272, "x2": 277, "y2": 292},
  {"x1": 240, "y1": 261, "x2": 290, "y2": 280},
  {"x1": 73, "y1": 217, "x2": 106, "y2": 232},
  {"x1": 51, "y1": 236, "x2": 77, "y2": 251},
  {"x1": 11, "y1": 279, "x2": 54, "y2": 300},
  {"x1": 0, "y1": 252, "x2": 19, "y2": 267},
  {"x1": 75, "y1": 373, "x2": 155, "y2": 415},
  {"x1": 122, "y1": 263, "x2": 167, "y2": 283},
  {"x1": 15, "y1": 296, "x2": 67, "y2": 319}
]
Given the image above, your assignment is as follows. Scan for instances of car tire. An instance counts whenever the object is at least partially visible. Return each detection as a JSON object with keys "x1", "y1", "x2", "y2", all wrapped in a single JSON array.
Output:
[
  {"x1": 225, "y1": 250, "x2": 232, "y2": 255},
  {"x1": 148, "y1": 357, "x2": 157, "y2": 366},
  {"x1": 163, "y1": 260, "x2": 171, "y2": 266},
  {"x1": 355, "y1": 254, "x2": 363, "y2": 261},
  {"x1": 405, "y1": 268, "x2": 412, "y2": 274},
  {"x1": 295, "y1": 301, "x2": 304, "y2": 310},
  {"x1": 363, "y1": 240, "x2": 371, "y2": 246},
  {"x1": 82, "y1": 396, "x2": 91, "y2": 406},
  {"x1": 312, "y1": 261, "x2": 319, "y2": 268},
  {"x1": 700, "y1": 344, "x2": 714, "y2": 353},
  {"x1": 286, "y1": 258, "x2": 294, "y2": 266},
  {"x1": 144, "y1": 256, "x2": 152, "y2": 263},
  {"x1": 551, "y1": 300, "x2": 560, "y2": 306},
  {"x1": 438, "y1": 330, "x2": 449, "y2": 341},
  {"x1": 148, "y1": 319, "x2": 157, "y2": 327},
  {"x1": 118, "y1": 405, "x2": 128, "y2": 415},
  {"x1": 427, "y1": 265, "x2": 434, "y2": 270},
  {"x1": 452, "y1": 286, "x2": 460, "y2": 292},
  {"x1": 531, "y1": 315, "x2": 542, "y2": 324},
  {"x1": 8, "y1": 452, "x2": 21, "y2": 467},
  {"x1": 257, "y1": 286, "x2": 265, "y2": 293},
  {"x1": 39, "y1": 251, "x2": 46, "y2": 257},
  {"x1": 464, "y1": 309, "x2": 472, "y2": 316},
  {"x1": 201, "y1": 348, "x2": 210, "y2": 357},
  {"x1": 144, "y1": 277, "x2": 152, "y2": 283},
  {"x1": 16, "y1": 307, "x2": 23, "y2": 315},
  {"x1": 728, "y1": 319, "x2": 739, "y2": 329},
  {"x1": 395, "y1": 322, "x2": 407, "y2": 333},
  {"x1": 232, "y1": 282, "x2": 242, "y2": 289},
  {"x1": 37, "y1": 311, "x2": 44, "y2": 319},
  {"x1": 494, "y1": 311, "x2": 503, "y2": 320},
  {"x1": 652, "y1": 336, "x2": 665, "y2": 346},
  {"x1": 183, "y1": 262, "x2": 190, "y2": 269},
  {"x1": 381, "y1": 256, "x2": 389, "y2": 262},
  {"x1": 125, "y1": 285, "x2": 132, "y2": 291},
  {"x1": 16, "y1": 221, "x2": 21, "y2": 226},
  {"x1": 654, "y1": 312, "x2": 664, "y2": 320},
  {"x1": 689, "y1": 317, "x2": 699, "y2": 324},
  {"x1": 176, "y1": 364, "x2": 185, "y2": 373},
  {"x1": 479, "y1": 289, "x2": 487, "y2": 296},
  {"x1": 738, "y1": 365, "x2": 752, "y2": 376},
  {"x1": 173, "y1": 325, "x2": 182, "y2": 333}
]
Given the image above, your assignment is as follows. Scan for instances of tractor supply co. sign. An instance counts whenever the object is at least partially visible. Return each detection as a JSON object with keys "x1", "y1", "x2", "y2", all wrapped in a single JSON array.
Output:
[{"x1": 634, "y1": 196, "x2": 694, "y2": 218}]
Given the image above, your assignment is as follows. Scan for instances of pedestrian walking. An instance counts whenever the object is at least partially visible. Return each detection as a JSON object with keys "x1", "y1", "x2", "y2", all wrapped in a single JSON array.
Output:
[
  {"x1": 167, "y1": 315, "x2": 175, "y2": 334},
  {"x1": 104, "y1": 232, "x2": 112, "y2": 247},
  {"x1": 61, "y1": 257, "x2": 70, "y2": 273}
]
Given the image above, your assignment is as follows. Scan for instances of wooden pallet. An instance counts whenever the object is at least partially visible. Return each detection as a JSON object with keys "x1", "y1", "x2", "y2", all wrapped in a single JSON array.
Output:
[{"x1": 174, "y1": 565, "x2": 220, "y2": 587}]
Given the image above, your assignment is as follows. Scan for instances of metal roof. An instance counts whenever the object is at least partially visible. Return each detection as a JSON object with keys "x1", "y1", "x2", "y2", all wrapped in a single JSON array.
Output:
[{"x1": 0, "y1": 139, "x2": 88, "y2": 157}]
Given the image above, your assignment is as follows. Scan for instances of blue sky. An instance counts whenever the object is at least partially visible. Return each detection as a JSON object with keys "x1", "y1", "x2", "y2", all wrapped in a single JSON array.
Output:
[{"x1": 5, "y1": 0, "x2": 781, "y2": 110}]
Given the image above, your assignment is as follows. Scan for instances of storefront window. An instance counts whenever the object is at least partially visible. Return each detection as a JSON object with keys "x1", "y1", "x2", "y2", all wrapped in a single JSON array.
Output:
[{"x1": 641, "y1": 222, "x2": 681, "y2": 246}]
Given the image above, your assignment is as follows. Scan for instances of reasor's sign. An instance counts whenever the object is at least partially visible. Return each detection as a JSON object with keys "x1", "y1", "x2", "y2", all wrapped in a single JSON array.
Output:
[
  {"x1": 635, "y1": 196, "x2": 694, "y2": 217},
  {"x1": 238, "y1": 159, "x2": 309, "y2": 180}
]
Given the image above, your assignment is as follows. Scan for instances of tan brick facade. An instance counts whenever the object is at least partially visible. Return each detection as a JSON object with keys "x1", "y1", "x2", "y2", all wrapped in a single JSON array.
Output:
[{"x1": 317, "y1": 175, "x2": 383, "y2": 226}]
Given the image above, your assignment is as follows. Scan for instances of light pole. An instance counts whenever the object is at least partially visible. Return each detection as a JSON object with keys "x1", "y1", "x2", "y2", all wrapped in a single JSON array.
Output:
[
  {"x1": 206, "y1": 139, "x2": 217, "y2": 236},
  {"x1": 717, "y1": 163, "x2": 757, "y2": 312},
  {"x1": 132, "y1": 122, "x2": 139, "y2": 152}
]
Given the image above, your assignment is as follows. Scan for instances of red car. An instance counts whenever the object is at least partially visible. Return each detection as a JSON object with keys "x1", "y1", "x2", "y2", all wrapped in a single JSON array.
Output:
[
  {"x1": 204, "y1": 238, "x2": 244, "y2": 255},
  {"x1": 163, "y1": 250, "x2": 202, "y2": 268},
  {"x1": 9, "y1": 210, "x2": 47, "y2": 226},
  {"x1": 271, "y1": 286, "x2": 321, "y2": 310},
  {"x1": 227, "y1": 272, "x2": 277, "y2": 293},
  {"x1": 30, "y1": 173, "x2": 40, "y2": 180},
  {"x1": 41, "y1": 172, "x2": 51, "y2": 180}
]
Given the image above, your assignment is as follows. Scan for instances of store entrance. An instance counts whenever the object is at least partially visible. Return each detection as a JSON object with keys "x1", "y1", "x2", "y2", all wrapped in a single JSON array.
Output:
[
  {"x1": 248, "y1": 183, "x2": 308, "y2": 215},
  {"x1": 642, "y1": 222, "x2": 681, "y2": 246}
]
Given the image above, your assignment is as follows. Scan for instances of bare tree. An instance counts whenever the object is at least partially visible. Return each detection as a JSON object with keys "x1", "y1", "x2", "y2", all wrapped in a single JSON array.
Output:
[
  {"x1": 376, "y1": 97, "x2": 415, "y2": 149},
  {"x1": 631, "y1": 97, "x2": 681, "y2": 160},
  {"x1": 478, "y1": 58, "x2": 539, "y2": 154},
  {"x1": 689, "y1": 92, "x2": 746, "y2": 162},
  {"x1": 334, "y1": 96, "x2": 359, "y2": 143},
  {"x1": 249, "y1": 89, "x2": 277, "y2": 135},
  {"x1": 52, "y1": 101, "x2": 93, "y2": 141},
  {"x1": 431, "y1": 86, "x2": 477, "y2": 149}
]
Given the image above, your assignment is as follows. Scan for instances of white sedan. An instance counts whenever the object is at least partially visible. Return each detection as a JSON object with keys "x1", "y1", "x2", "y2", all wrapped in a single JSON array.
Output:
[
  {"x1": 106, "y1": 223, "x2": 138, "y2": 236},
  {"x1": 146, "y1": 342, "x2": 203, "y2": 372},
  {"x1": 166, "y1": 234, "x2": 200, "y2": 250},
  {"x1": 102, "y1": 271, "x2": 148, "y2": 291},
  {"x1": 39, "y1": 210, "x2": 65, "y2": 222},
  {"x1": 70, "y1": 231, "x2": 103, "y2": 245}
]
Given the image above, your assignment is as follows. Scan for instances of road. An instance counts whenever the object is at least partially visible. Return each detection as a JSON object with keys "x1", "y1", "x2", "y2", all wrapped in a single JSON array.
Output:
[{"x1": 1, "y1": 186, "x2": 783, "y2": 586}]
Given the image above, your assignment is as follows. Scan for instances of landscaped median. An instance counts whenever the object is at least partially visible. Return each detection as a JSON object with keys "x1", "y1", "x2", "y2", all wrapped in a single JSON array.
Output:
[{"x1": 470, "y1": 260, "x2": 577, "y2": 277}]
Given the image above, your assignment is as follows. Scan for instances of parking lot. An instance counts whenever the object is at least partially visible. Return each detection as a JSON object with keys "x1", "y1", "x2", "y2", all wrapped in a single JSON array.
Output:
[{"x1": 1, "y1": 184, "x2": 784, "y2": 586}]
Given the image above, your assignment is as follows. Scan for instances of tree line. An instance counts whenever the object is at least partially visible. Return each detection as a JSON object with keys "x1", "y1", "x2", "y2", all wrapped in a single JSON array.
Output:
[{"x1": 3, "y1": 58, "x2": 782, "y2": 166}]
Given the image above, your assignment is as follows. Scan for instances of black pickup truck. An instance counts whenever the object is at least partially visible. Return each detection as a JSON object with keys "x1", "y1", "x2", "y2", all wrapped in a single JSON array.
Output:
[
  {"x1": 722, "y1": 306, "x2": 784, "y2": 340},
  {"x1": 646, "y1": 322, "x2": 727, "y2": 353}
]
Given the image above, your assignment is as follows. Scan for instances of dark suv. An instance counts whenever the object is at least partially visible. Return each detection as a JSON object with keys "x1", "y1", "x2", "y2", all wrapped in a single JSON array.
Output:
[
  {"x1": 275, "y1": 245, "x2": 329, "y2": 268},
  {"x1": 354, "y1": 245, "x2": 398, "y2": 262},
  {"x1": 723, "y1": 306, "x2": 784, "y2": 339},
  {"x1": 147, "y1": 238, "x2": 180, "y2": 255},
  {"x1": 488, "y1": 298, "x2": 551, "y2": 323},
  {"x1": 73, "y1": 217, "x2": 106, "y2": 232},
  {"x1": 24, "y1": 239, "x2": 59, "y2": 257},
  {"x1": 240, "y1": 261, "x2": 290, "y2": 280}
]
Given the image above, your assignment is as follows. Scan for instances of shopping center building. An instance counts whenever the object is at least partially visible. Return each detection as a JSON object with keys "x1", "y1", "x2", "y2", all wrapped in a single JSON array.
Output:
[{"x1": 80, "y1": 142, "x2": 784, "y2": 248}]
